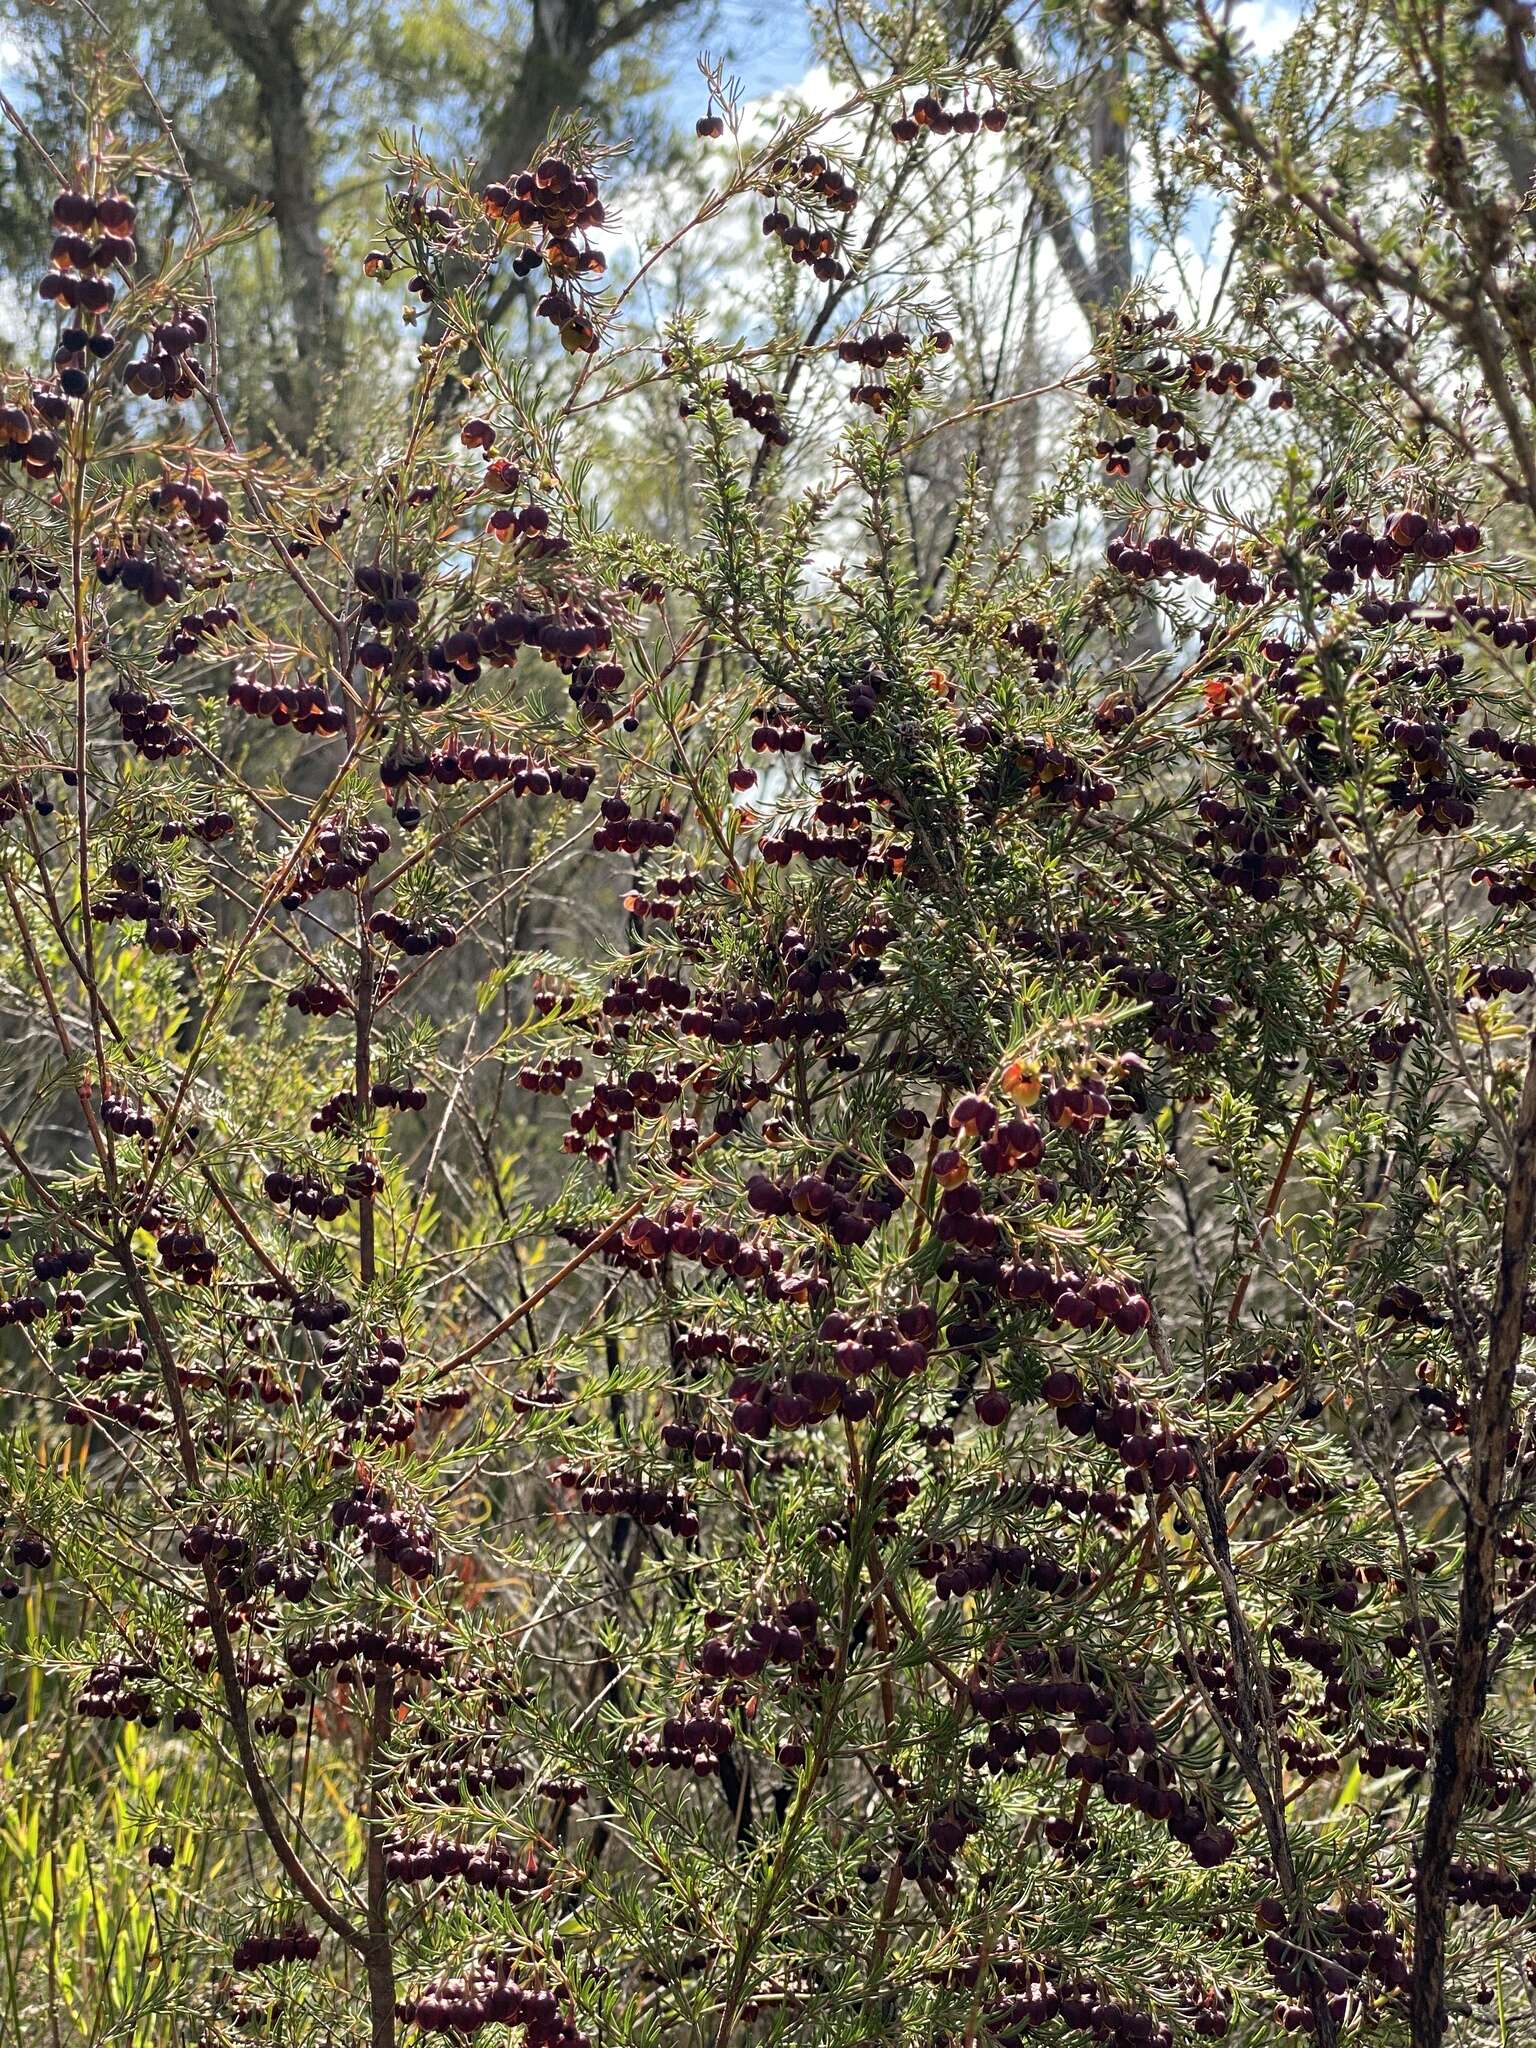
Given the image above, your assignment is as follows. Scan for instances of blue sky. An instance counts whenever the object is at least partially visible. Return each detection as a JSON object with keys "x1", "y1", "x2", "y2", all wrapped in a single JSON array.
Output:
[{"x1": 658, "y1": 0, "x2": 816, "y2": 118}]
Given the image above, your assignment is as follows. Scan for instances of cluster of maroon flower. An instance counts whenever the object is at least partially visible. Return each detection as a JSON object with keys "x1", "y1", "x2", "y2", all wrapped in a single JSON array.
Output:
[
  {"x1": 482, "y1": 154, "x2": 607, "y2": 355},
  {"x1": 228, "y1": 667, "x2": 346, "y2": 737},
  {"x1": 232, "y1": 1925, "x2": 321, "y2": 1971},
  {"x1": 397, "y1": 1960, "x2": 585, "y2": 2043},
  {"x1": 891, "y1": 92, "x2": 1010, "y2": 143}
]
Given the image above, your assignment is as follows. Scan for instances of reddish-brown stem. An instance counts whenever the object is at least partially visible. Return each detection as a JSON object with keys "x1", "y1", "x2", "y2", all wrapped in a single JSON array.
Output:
[
  {"x1": 117, "y1": 1255, "x2": 369, "y2": 1954},
  {"x1": 1226, "y1": 913, "x2": 1360, "y2": 1330},
  {"x1": 1411, "y1": 1033, "x2": 1536, "y2": 2045}
]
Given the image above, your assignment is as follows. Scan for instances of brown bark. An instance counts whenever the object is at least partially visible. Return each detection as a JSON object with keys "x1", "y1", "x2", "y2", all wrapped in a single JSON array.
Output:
[
  {"x1": 480, "y1": 0, "x2": 604, "y2": 186},
  {"x1": 199, "y1": 0, "x2": 343, "y2": 447}
]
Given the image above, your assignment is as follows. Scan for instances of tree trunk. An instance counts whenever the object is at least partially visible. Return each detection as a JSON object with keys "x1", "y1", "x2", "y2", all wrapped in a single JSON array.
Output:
[
  {"x1": 199, "y1": 0, "x2": 343, "y2": 448},
  {"x1": 425, "y1": 0, "x2": 688, "y2": 403},
  {"x1": 481, "y1": 0, "x2": 603, "y2": 184}
]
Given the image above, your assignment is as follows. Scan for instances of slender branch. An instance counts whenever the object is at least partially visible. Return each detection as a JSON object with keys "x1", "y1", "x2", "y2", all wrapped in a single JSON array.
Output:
[{"x1": 1410, "y1": 1033, "x2": 1536, "y2": 2047}]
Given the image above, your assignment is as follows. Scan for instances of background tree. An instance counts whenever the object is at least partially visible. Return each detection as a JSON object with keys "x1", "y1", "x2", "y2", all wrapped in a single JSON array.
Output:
[{"x1": 0, "y1": 0, "x2": 721, "y2": 444}]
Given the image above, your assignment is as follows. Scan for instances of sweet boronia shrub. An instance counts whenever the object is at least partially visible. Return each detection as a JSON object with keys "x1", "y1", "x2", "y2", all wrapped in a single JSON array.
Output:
[{"x1": 5, "y1": 3, "x2": 1536, "y2": 2044}]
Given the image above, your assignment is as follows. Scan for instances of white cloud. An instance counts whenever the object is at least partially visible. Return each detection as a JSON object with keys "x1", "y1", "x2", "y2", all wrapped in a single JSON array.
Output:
[{"x1": 1233, "y1": 0, "x2": 1301, "y2": 57}]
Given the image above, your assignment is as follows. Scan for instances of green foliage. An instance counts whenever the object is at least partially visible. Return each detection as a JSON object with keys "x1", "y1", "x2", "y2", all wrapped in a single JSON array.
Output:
[{"x1": 5, "y1": 2, "x2": 1536, "y2": 2047}]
